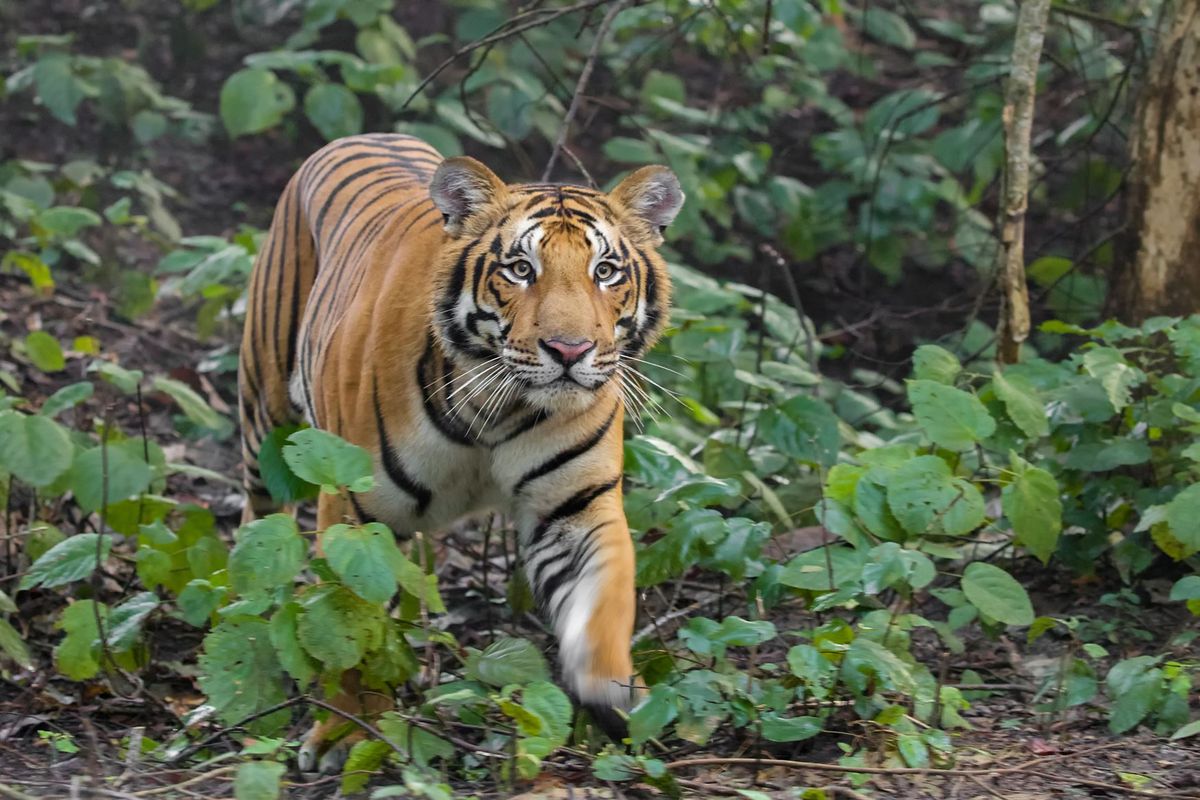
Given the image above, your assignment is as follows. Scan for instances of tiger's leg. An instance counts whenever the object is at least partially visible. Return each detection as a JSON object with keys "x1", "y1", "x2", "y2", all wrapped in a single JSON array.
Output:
[
  {"x1": 298, "y1": 491, "x2": 395, "y2": 772},
  {"x1": 517, "y1": 480, "x2": 641, "y2": 734}
]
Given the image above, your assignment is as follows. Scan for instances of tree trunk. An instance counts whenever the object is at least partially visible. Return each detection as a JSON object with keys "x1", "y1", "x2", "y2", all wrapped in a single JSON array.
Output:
[{"x1": 1111, "y1": 0, "x2": 1200, "y2": 322}]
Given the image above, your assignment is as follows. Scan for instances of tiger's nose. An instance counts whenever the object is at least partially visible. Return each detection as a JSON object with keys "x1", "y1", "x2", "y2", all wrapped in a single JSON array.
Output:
[{"x1": 539, "y1": 337, "x2": 596, "y2": 367}]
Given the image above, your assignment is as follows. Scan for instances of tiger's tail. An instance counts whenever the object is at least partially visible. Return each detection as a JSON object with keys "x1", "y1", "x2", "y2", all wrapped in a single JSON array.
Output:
[{"x1": 238, "y1": 172, "x2": 317, "y2": 523}]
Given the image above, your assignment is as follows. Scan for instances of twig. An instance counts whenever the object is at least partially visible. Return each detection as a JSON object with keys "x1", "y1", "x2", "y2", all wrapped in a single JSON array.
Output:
[
  {"x1": 0, "y1": 784, "x2": 39, "y2": 800},
  {"x1": 542, "y1": 0, "x2": 629, "y2": 181},
  {"x1": 399, "y1": 0, "x2": 612, "y2": 112}
]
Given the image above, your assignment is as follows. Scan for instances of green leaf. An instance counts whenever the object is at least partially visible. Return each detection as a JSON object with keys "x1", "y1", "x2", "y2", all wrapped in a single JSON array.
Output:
[
  {"x1": 520, "y1": 681, "x2": 573, "y2": 747},
  {"x1": 760, "y1": 713, "x2": 822, "y2": 742},
  {"x1": 24, "y1": 331, "x2": 65, "y2": 372},
  {"x1": 40, "y1": 382, "x2": 93, "y2": 418},
  {"x1": 0, "y1": 618, "x2": 32, "y2": 668},
  {"x1": 303, "y1": 83, "x2": 363, "y2": 141},
  {"x1": 757, "y1": 395, "x2": 840, "y2": 466},
  {"x1": 1083, "y1": 347, "x2": 1140, "y2": 412},
  {"x1": 33, "y1": 53, "x2": 86, "y2": 125},
  {"x1": 886, "y1": 456, "x2": 984, "y2": 537},
  {"x1": 257, "y1": 424, "x2": 318, "y2": 504},
  {"x1": 465, "y1": 637, "x2": 549, "y2": 687},
  {"x1": 486, "y1": 83, "x2": 534, "y2": 140},
  {"x1": 911, "y1": 345, "x2": 960, "y2": 384},
  {"x1": 89, "y1": 361, "x2": 143, "y2": 394},
  {"x1": 55, "y1": 600, "x2": 105, "y2": 680},
  {"x1": 233, "y1": 761, "x2": 285, "y2": 800},
  {"x1": 20, "y1": 533, "x2": 112, "y2": 590},
  {"x1": 68, "y1": 439, "x2": 154, "y2": 512},
  {"x1": 198, "y1": 617, "x2": 290, "y2": 732},
  {"x1": 1106, "y1": 659, "x2": 1163, "y2": 734},
  {"x1": 993, "y1": 371, "x2": 1049, "y2": 438},
  {"x1": 898, "y1": 733, "x2": 930, "y2": 767},
  {"x1": 1062, "y1": 440, "x2": 1152, "y2": 471},
  {"x1": 1169, "y1": 576, "x2": 1200, "y2": 601},
  {"x1": 603, "y1": 137, "x2": 660, "y2": 164},
  {"x1": 297, "y1": 585, "x2": 385, "y2": 670},
  {"x1": 779, "y1": 546, "x2": 864, "y2": 591},
  {"x1": 322, "y1": 522, "x2": 399, "y2": 604},
  {"x1": 1166, "y1": 484, "x2": 1200, "y2": 553},
  {"x1": 860, "y1": 6, "x2": 916, "y2": 49},
  {"x1": 269, "y1": 602, "x2": 317, "y2": 685},
  {"x1": 282, "y1": 428, "x2": 374, "y2": 494},
  {"x1": 103, "y1": 592, "x2": 158, "y2": 652},
  {"x1": 177, "y1": 579, "x2": 225, "y2": 627},
  {"x1": 36, "y1": 206, "x2": 101, "y2": 237},
  {"x1": 0, "y1": 412, "x2": 73, "y2": 486},
  {"x1": 342, "y1": 740, "x2": 390, "y2": 794},
  {"x1": 962, "y1": 562, "x2": 1034, "y2": 626},
  {"x1": 907, "y1": 380, "x2": 995, "y2": 450},
  {"x1": 219, "y1": 68, "x2": 296, "y2": 138},
  {"x1": 629, "y1": 684, "x2": 678, "y2": 745},
  {"x1": 228, "y1": 515, "x2": 305, "y2": 595},
  {"x1": 1002, "y1": 460, "x2": 1062, "y2": 564},
  {"x1": 152, "y1": 377, "x2": 230, "y2": 435},
  {"x1": 592, "y1": 753, "x2": 642, "y2": 781},
  {"x1": 1171, "y1": 719, "x2": 1200, "y2": 740}
]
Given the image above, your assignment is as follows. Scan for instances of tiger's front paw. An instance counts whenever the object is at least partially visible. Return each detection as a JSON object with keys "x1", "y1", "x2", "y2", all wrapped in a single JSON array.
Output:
[{"x1": 298, "y1": 724, "x2": 361, "y2": 774}]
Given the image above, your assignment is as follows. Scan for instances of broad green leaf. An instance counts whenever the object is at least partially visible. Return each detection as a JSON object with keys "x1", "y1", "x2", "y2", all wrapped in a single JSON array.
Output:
[
  {"x1": 282, "y1": 428, "x2": 374, "y2": 494},
  {"x1": 68, "y1": 440, "x2": 154, "y2": 512},
  {"x1": 388, "y1": 545, "x2": 445, "y2": 612},
  {"x1": 993, "y1": 371, "x2": 1049, "y2": 438},
  {"x1": 233, "y1": 760, "x2": 285, "y2": 800},
  {"x1": 152, "y1": 377, "x2": 231, "y2": 435},
  {"x1": 680, "y1": 616, "x2": 777, "y2": 657},
  {"x1": 269, "y1": 602, "x2": 318, "y2": 686},
  {"x1": 0, "y1": 411, "x2": 73, "y2": 486},
  {"x1": 1171, "y1": 719, "x2": 1200, "y2": 740},
  {"x1": 104, "y1": 591, "x2": 158, "y2": 651},
  {"x1": 33, "y1": 53, "x2": 86, "y2": 125},
  {"x1": 886, "y1": 456, "x2": 984, "y2": 537},
  {"x1": 24, "y1": 331, "x2": 66, "y2": 372},
  {"x1": 760, "y1": 714, "x2": 822, "y2": 742},
  {"x1": 486, "y1": 83, "x2": 534, "y2": 140},
  {"x1": 592, "y1": 753, "x2": 642, "y2": 781},
  {"x1": 89, "y1": 361, "x2": 143, "y2": 394},
  {"x1": 1062, "y1": 440, "x2": 1152, "y2": 471},
  {"x1": 20, "y1": 533, "x2": 112, "y2": 590},
  {"x1": 55, "y1": 600, "x2": 105, "y2": 680},
  {"x1": 376, "y1": 712, "x2": 454, "y2": 768},
  {"x1": 342, "y1": 740, "x2": 390, "y2": 794},
  {"x1": 757, "y1": 395, "x2": 840, "y2": 466},
  {"x1": 962, "y1": 562, "x2": 1034, "y2": 626},
  {"x1": 907, "y1": 380, "x2": 995, "y2": 450},
  {"x1": 26, "y1": 523, "x2": 66, "y2": 563},
  {"x1": 779, "y1": 546, "x2": 864, "y2": 591},
  {"x1": 1169, "y1": 576, "x2": 1200, "y2": 601},
  {"x1": 220, "y1": 68, "x2": 295, "y2": 138},
  {"x1": 1083, "y1": 347, "x2": 1140, "y2": 412},
  {"x1": 1166, "y1": 484, "x2": 1200, "y2": 553},
  {"x1": 297, "y1": 585, "x2": 386, "y2": 670},
  {"x1": 35, "y1": 206, "x2": 100, "y2": 237},
  {"x1": 228, "y1": 515, "x2": 305, "y2": 595},
  {"x1": 520, "y1": 681, "x2": 573, "y2": 747},
  {"x1": 629, "y1": 684, "x2": 677, "y2": 745},
  {"x1": 0, "y1": 618, "x2": 32, "y2": 668},
  {"x1": 257, "y1": 424, "x2": 318, "y2": 504},
  {"x1": 1106, "y1": 659, "x2": 1163, "y2": 734},
  {"x1": 40, "y1": 382, "x2": 93, "y2": 418},
  {"x1": 1002, "y1": 460, "x2": 1062, "y2": 563},
  {"x1": 177, "y1": 579, "x2": 225, "y2": 627},
  {"x1": 322, "y1": 522, "x2": 399, "y2": 604},
  {"x1": 898, "y1": 733, "x2": 930, "y2": 767},
  {"x1": 465, "y1": 637, "x2": 549, "y2": 687},
  {"x1": 198, "y1": 617, "x2": 290, "y2": 732},
  {"x1": 303, "y1": 83, "x2": 363, "y2": 141},
  {"x1": 912, "y1": 345, "x2": 960, "y2": 384}
]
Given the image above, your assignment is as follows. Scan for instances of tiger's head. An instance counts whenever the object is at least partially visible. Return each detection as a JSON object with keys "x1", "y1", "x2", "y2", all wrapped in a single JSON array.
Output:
[{"x1": 429, "y1": 158, "x2": 683, "y2": 413}]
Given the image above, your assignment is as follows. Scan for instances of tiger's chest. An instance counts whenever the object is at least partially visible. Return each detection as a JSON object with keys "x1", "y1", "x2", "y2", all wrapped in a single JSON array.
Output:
[{"x1": 358, "y1": 417, "x2": 508, "y2": 536}]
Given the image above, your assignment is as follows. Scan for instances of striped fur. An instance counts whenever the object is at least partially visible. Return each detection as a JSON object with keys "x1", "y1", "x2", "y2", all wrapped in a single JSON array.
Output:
[{"x1": 238, "y1": 134, "x2": 682, "y2": 767}]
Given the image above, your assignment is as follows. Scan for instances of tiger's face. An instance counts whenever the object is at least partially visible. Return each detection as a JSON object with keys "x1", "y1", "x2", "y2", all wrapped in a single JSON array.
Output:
[{"x1": 430, "y1": 159, "x2": 684, "y2": 413}]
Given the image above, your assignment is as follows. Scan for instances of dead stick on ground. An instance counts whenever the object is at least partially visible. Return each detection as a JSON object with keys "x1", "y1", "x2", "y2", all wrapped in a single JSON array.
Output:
[
  {"x1": 995, "y1": 0, "x2": 1051, "y2": 363},
  {"x1": 543, "y1": 0, "x2": 629, "y2": 182}
]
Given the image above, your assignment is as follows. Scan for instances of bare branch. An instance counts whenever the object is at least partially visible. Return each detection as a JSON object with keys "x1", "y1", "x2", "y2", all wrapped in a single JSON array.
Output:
[
  {"x1": 543, "y1": 0, "x2": 629, "y2": 182},
  {"x1": 995, "y1": 0, "x2": 1051, "y2": 364}
]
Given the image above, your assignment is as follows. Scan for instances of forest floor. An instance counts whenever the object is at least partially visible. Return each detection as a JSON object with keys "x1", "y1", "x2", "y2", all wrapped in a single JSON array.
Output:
[{"x1": 1, "y1": 270, "x2": 1197, "y2": 798}]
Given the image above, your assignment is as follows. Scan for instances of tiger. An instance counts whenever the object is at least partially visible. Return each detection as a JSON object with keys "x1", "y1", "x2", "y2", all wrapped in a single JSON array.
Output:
[{"x1": 237, "y1": 133, "x2": 683, "y2": 771}]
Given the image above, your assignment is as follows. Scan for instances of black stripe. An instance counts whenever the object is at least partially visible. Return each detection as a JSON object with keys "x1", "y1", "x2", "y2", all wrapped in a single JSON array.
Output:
[
  {"x1": 416, "y1": 336, "x2": 475, "y2": 446},
  {"x1": 373, "y1": 375, "x2": 434, "y2": 515},
  {"x1": 349, "y1": 493, "x2": 376, "y2": 523},
  {"x1": 545, "y1": 522, "x2": 611, "y2": 618},
  {"x1": 513, "y1": 404, "x2": 617, "y2": 495},
  {"x1": 494, "y1": 410, "x2": 550, "y2": 445},
  {"x1": 530, "y1": 477, "x2": 620, "y2": 544}
]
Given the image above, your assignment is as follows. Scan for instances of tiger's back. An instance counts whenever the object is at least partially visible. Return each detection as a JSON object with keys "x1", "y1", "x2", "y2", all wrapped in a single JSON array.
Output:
[{"x1": 238, "y1": 133, "x2": 684, "y2": 769}]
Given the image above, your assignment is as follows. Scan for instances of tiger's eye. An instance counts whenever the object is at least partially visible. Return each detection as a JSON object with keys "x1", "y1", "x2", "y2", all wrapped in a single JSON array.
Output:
[
  {"x1": 595, "y1": 262, "x2": 616, "y2": 281},
  {"x1": 510, "y1": 260, "x2": 533, "y2": 278}
]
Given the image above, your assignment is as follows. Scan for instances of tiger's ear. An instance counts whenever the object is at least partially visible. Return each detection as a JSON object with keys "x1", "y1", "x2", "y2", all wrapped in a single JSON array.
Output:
[
  {"x1": 430, "y1": 157, "x2": 506, "y2": 235},
  {"x1": 610, "y1": 165, "x2": 685, "y2": 236}
]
